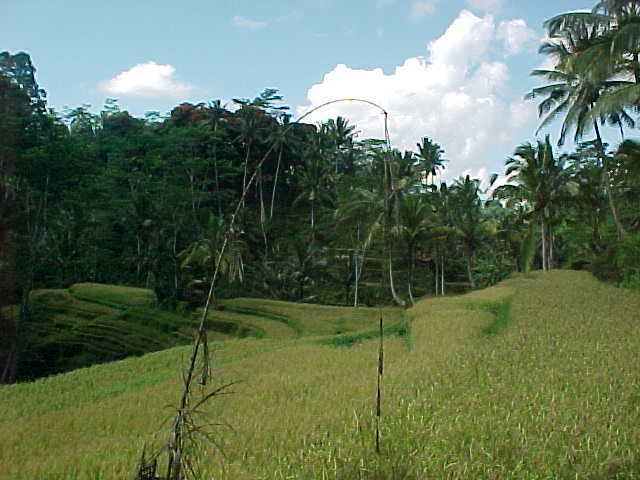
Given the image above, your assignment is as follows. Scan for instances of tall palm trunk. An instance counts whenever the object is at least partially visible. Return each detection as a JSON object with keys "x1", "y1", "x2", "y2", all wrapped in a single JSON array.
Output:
[
  {"x1": 407, "y1": 244, "x2": 415, "y2": 306},
  {"x1": 541, "y1": 219, "x2": 547, "y2": 271},
  {"x1": 241, "y1": 142, "x2": 251, "y2": 208},
  {"x1": 310, "y1": 200, "x2": 315, "y2": 231},
  {"x1": 213, "y1": 154, "x2": 221, "y2": 216},
  {"x1": 388, "y1": 251, "x2": 405, "y2": 307},
  {"x1": 466, "y1": 246, "x2": 476, "y2": 288},
  {"x1": 353, "y1": 251, "x2": 359, "y2": 307},
  {"x1": 258, "y1": 168, "x2": 268, "y2": 250},
  {"x1": 440, "y1": 254, "x2": 445, "y2": 296},
  {"x1": 212, "y1": 122, "x2": 222, "y2": 216},
  {"x1": 354, "y1": 224, "x2": 363, "y2": 307},
  {"x1": 434, "y1": 251, "x2": 439, "y2": 296},
  {"x1": 594, "y1": 121, "x2": 627, "y2": 238},
  {"x1": 269, "y1": 145, "x2": 283, "y2": 219}
]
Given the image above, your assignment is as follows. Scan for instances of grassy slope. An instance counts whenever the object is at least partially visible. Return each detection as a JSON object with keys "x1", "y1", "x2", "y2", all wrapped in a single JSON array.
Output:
[
  {"x1": 24, "y1": 285, "x2": 403, "y2": 379},
  {"x1": 22, "y1": 288, "x2": 191, "y2": 379},
  {"x1": 2, "y1": 271, "x2": 639, "y2": 479}
]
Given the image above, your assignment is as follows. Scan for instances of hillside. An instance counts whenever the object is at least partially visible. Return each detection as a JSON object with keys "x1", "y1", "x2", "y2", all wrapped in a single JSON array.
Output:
[
  {"x1": 2, "y1": 271, "x2": 640, "y2": 479},
  {"x1": 19, "y1": 284, "x2": 404, "y2": 380}
]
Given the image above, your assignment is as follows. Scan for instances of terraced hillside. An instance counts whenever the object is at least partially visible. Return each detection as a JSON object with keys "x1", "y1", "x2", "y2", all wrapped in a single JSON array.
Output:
[
  {"x1": 20, "y1": 284, "x2": 404, "y2": 380},
  {"x1": 3, "y1": 271, "x2": 640, "y2": 479}
]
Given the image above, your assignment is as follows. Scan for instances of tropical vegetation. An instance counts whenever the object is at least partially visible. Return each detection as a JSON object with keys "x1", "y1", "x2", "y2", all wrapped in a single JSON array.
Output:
[{"x1": 3, "y1": 0, "x2": 640, "y2": 381}]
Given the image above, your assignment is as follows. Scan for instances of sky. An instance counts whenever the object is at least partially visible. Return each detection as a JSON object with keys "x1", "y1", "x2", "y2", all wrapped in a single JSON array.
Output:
[{"x1": 3, "y1": 0, "x2": 621, "y2": 182}]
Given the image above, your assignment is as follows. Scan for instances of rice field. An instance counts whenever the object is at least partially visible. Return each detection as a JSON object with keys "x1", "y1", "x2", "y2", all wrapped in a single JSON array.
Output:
[
  {"x1": 2, "y1": 270, "x2": 639, "y2": 479},
  {"x1": 23, "y1": 284, "x2": 401, "y2": 379}
]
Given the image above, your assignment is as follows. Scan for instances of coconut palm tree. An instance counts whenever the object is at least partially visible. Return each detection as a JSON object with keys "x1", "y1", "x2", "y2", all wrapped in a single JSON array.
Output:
[
  {"x1": 207, "y1": 100, "x2": 227, "y2": 216},
  {"x1": 528, "y1": 16, "x2": 633, "y2": 238},
  {"x1": 414, "y1": 137, "x2": 446, "y2": 188},
  {"x1": 178, "y1": 214, "x2": 246, "y2": 303},
  {"x1": 293, "y1": 130, "x2": 334, "y2": 235},
  {"x1": 393, "y1": 195, "x2": 445, "y2": 305},
  {"x1": 267, "y1": 113, "x2": 298, "y2": 220},
  {"x1": 427, "y1": 182, "x2": 456, "y2": 295},
  {"x1": 335, "y1": 187, "x2": 384, "y2": 307},
  {"x1": 324, "y1": 116, "x2": 357, "y2": 174},
  {"x1": 494, "y1": 136, "x2": 570, "y2": 271},
  {"x1": 335, "y1": 148, "x2": 416, "y2": 307},
  {"x1": 233, "y1": 88, "x2": 289, "y2": 210},
  {"x1": 449, "y1": 175, "x2": 486, "y2": 287}
]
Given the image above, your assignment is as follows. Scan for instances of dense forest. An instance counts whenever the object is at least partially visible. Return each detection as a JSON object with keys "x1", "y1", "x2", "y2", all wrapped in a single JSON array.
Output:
[{"x1": 2, "y1": 0, "x2": 640, "y2": 384}]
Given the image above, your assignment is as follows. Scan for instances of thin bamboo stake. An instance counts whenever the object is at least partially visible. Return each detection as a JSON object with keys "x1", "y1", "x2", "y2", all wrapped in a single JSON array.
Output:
[{"x1": 375, "y1": 312, "x2": 384, "y2": 454}]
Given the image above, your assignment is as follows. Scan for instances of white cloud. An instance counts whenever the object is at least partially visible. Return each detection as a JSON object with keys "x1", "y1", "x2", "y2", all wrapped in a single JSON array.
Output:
[
  {"x1": 99, "y1": 62, "x2": 193, "y2": 99},
  {"x1": 496, "y1": 19, "x2": 537, "y2": 56},
  {"x1": 297, "y1": 10, "x2": 537, "y2": 182},
  {"x1": 232, "y1": 15, "x2": 267, "y2": 29},
  {"x1": 509, "y1": 99, "x2": 537, "y2": 128},
  {"x1": 466, "y1": 0, "x2": 502, "y2": 12},
  {"x1": 411, "y1": 0, "x2": 436, "y2": 20}
]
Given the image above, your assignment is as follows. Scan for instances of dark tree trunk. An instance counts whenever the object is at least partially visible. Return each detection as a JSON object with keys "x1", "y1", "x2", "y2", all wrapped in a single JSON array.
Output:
[
  {"x1": 594, "y1": 120, "x2": 627, "y2": 239},
  {"x1": 466, "y1": 247, "x2": 476, "y2": 289}
]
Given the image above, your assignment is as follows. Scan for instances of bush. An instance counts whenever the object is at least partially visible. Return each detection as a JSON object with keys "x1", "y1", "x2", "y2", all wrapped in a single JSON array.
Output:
[
  {"x1": 474, "y1": 254, "x2": 515, "y2": 289},
  {"x1": 591, "y1": 233, "x2": 640, "y2": 289}
]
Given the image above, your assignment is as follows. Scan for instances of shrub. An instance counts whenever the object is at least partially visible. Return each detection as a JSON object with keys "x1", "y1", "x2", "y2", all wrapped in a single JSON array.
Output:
[
  {"x1": 474, "y1": 254, "x2": 515, "y2": 289},
  {"x1": 591, "y1": 233, "x2": 640, "y2": 288}
]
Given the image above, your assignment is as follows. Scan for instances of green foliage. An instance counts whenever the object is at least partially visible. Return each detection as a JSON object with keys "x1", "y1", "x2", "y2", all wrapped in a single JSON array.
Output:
[
  {"x1": 5, "y1": 42, "x2": 640, "y2": 387},
  {"x1": 473, "y1": 254, "x2": 515, "y2": 288},
  {"x1": 592, "y1": 233, "x2": 640, "y2": 289},
  {"x1": 20, "y1": 288, "x2": 191, "y2": 380}
]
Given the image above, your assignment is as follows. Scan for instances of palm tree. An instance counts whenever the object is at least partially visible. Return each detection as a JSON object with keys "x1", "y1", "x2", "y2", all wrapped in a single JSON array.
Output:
[
  {"x1": 267, "y1": 113, "x2": 297, "y2": 220},
  {"x1": 294, "y1": 131, "x2": 334, "y2": 236},
  {"x1": 494, "y1": 136, "x2": 569, "y2": 271},
  {"x1": 178, "y1": 214, "x2": 246, "y2": 303},
  {"x1": 428, "y1": 182, "x2": 454, "y2": 295},
  {"x1": 449, "y1": 175, "x2": 485, "y2": 287},
  {"x1": 612, "y1": 138, "x2": 640, "y2": 229},
  {"x1": 565, "y1": 141, "x2": 609, "y2": 253},
  {"x1": 414, "y1": 137, "x2": 446, "y2": 187},
  {"x1": 531, "y1": 9, "x2": 633, "y2": 238},
  {"x1": 393, "y1": 195, "x2": 444, "y2": 305},
  {"x1": 233, "y1": 105, "x2": 260, "y2": 208},
  {"x1": 325, "y1": 116, "x2": 357, "y2": 174},
  {"x1": 207, "y1": 99, "x2": 227, "y2": 216},
  {"x1": 335, "y1": 187, "x2": 385, "y2": 307},
  {"x1": 335, "y1": 147, "x2": 416, "y2": 307},
  {"x1": 233, "y1": 88, "x2": 289, "y2": 210}
]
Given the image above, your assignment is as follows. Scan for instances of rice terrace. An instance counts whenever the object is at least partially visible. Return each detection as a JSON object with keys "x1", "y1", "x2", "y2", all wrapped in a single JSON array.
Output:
[
  {"x1": 3, "y1": 0, "x2": 640, "y2": 479},
  {"x1": 2, "y1": 272, "x2": 640, "y2": 478}
]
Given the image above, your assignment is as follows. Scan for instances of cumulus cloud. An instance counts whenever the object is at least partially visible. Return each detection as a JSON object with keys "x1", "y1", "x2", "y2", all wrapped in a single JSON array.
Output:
[
  {"x1": 411, "y1": 0, "x2": 436, "y2": 20},
  {"x1": 509, "y1": 100, "x2": 537, "y2": 128},
  {"x1": 232, "y1": 15, "x2": 267, "y2": 29},
  {"x1": 466, "y1": 0, "x2": 502, "y2": 12},
  {"x1": 99, "y1": 61, "x2": 193, "y2": 98},
  {"x1": 297, "y1": 10, "x2": 538, "y2": 181},
  {"x1": 496, "y1": 19, "x2": 537, "y2": 56}
]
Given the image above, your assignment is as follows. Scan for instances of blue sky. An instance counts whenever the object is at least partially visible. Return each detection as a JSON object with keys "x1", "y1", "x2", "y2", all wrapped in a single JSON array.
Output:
[{"x1": 5, "y1": 0, "x2": 616, "y2": 180}]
